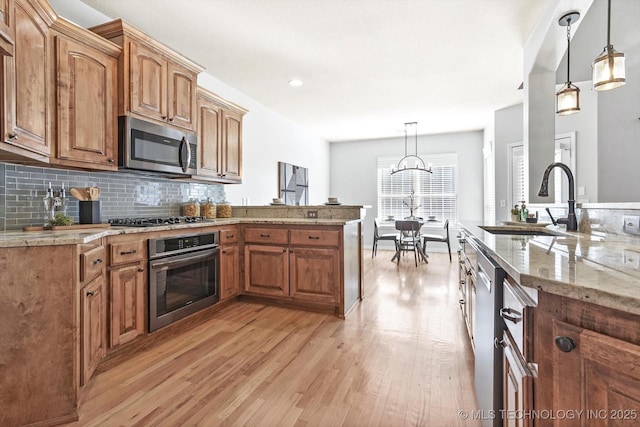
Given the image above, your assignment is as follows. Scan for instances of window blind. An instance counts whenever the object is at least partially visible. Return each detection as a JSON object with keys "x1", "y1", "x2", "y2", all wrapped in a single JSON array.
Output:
[{"x1": 377, "y1": 154, "x2": 458, "y2": 221}]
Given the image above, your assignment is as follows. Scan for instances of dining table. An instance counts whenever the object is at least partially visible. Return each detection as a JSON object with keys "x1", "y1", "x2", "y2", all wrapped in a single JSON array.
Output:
[{"x1": 377, "y1": 217, "x2": 445, "y2": 263}]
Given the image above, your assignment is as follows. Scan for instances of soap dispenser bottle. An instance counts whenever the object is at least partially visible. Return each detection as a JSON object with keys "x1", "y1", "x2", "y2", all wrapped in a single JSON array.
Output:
[{"x1": 519, "y1": 201, "x2": 528, "y2": 222}]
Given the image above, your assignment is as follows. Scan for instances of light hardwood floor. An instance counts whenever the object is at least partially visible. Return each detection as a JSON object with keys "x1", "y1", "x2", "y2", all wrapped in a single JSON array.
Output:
[{"x1": 66, "y1": 251, "x2": 479, "y2": 426}]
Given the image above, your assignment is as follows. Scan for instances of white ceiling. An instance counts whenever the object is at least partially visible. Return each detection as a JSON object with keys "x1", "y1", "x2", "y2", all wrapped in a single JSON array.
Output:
[{"x1": 72, "y1": 0, "x2": 552, "y2": 142}]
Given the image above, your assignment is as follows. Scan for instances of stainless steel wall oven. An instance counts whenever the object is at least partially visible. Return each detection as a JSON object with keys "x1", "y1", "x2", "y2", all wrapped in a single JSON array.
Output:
[{"x1": 148, "y1": 231, "x2": 220, "y2": 331}]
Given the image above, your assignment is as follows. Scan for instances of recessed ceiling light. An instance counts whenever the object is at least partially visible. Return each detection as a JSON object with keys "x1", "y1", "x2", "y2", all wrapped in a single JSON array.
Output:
[{"x1": 288, "y1": 79, "x2": 303, "y2": 87}]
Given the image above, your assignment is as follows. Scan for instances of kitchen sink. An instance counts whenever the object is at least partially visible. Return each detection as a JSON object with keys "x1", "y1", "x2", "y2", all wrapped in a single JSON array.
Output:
[{"x1": 479, "y1": 226, "x2": 558, "y2": 236}]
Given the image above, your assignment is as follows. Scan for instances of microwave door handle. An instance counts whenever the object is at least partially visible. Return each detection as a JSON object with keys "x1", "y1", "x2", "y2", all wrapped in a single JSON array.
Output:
[{"x1": 179, "y1": 137, "x2": 191, "y2": 173}]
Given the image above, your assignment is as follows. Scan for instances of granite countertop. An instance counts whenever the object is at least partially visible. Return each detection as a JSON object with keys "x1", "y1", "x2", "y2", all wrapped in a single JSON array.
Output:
[
  {"x1": 460, "y1": 220, "x2": 640, "y2": 316},
  {"x1": 0, "y1": 217, "x2": 363, "y2": 248}
]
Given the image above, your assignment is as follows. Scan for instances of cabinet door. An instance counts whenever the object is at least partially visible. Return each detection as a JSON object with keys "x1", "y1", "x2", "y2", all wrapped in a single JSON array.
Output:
[
  {"x1": 129, "y1": 41, "x2": 166, "y2": 123},
  {"x1": 1, "y1": 0, "x2": 51, "y2": 157},
  {"x1": 244, "y1": 244, "x2": 288, "y2": 296},
  {"x1": 552, "y1": 320, "x2": 640, "y2": 424},
  {"x1": 81, "y1": 274, "x2": 106, "y2": 385},
  {"x1": 167, "y1": 61, "x2": 196, "y2": 131},
  {"x1": 55, "y1": 35, "x2": 117, "y2": 169},
  {"x1": 502, "y1": 332, "x2": 532, "y2": 427},
  {"x1": 197, "y1": 94, "x2": 222, "y2": 177},
  {"x1": 220, "y1": 245, "x2": 239, "y2": 300},
  {"x1": 0, "y1": 0, "x2": 14, "y2": 56},
  {"x1": 110, "y1": 263, "x2": 145, "y2": 347},
  {"x1": 221, "y1": 109, "x2": 243, "y2": 181},
  {"x1": 289, "y1": 247, "x2": 340, "y2": 304}
]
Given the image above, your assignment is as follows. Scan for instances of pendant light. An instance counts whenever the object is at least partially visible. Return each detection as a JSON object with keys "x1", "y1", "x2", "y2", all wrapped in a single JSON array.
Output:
[
  {"x1": 592, "y1": 0, "x2": 625, "y2": 91},
  {"x1": 557, "y1": 12, "x2": 580, "y2": 115},
  {"x1": 391, "y1": 122, "x2": 432, "y2": 175}
]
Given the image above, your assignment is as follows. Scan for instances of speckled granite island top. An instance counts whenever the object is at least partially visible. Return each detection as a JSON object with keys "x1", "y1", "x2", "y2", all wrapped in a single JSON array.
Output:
[
  {"x1": 0, "y1": 204, "x2": 369, "y2": 248},
  {"x1": 460, "y1": 220, "x2": 640, "y2": 316}
]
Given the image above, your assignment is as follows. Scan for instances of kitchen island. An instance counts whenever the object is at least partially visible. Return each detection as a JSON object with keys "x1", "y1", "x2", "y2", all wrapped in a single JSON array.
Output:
[
  {"x1": 459, "y1": 220, "x2": 640, "y2": 425},
  {"x1": 0, "y1": 205, "x2": 367, "y2": 427}
]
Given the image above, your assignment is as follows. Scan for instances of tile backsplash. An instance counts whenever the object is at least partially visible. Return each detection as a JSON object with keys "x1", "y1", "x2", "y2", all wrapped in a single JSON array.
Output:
[{"x1": 0, "y1": 162, "x2": 226, "y2": 231}]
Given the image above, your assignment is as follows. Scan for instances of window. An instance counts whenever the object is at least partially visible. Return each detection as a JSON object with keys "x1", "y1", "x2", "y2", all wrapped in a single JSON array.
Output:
[{"x1": 377, "y1": 153, "x2": 458, "y2": 221}]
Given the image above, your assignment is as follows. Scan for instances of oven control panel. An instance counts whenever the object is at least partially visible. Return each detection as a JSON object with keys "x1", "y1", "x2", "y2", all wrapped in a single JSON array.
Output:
[{"x1": 149, "y1": 232, "x2": 219, "y2": 258}]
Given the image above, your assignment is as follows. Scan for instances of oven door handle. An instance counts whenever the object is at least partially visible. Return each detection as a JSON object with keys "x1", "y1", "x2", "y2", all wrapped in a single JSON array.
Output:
[{"x1": 150, "y1": 249, "x2": 218, "y2": 270}]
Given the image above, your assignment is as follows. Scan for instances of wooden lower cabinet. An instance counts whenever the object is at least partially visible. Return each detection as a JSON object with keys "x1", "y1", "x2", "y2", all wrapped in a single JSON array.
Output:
[
  {"x1": 502, "y1": 331, "x2": 532, "y2": 427},
  {"x1": 220, "y1": 244, "x2": 240, "y2": 300},
  {"x1": 110, "y1": 263, "x2": 145, "y2": 347},
  {"x1": 243, "y1": 226, "x2": 342, "y2": 307},
  {"x1": 534, "y1": 291, "x2": 640, "y2": 425},
  {"x1": 244, "y1": 244, "x2": 288, "y2": 296},
  {"x1": 80, "y1": 274, "x2": 106, "y2": 386},
  {"x1": 289, "y1": 246, "x2": 340, "y2": 304}
]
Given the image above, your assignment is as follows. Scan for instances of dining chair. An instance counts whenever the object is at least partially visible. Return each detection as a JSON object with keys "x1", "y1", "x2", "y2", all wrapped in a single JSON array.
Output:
[
  {"x1": 421, "y1": 219, "x2": 451, "y2": 262},
  {"x1": 393, "y1": 220, "x2": 426, "y2": 266},
  {"x1": 372, "y1": 218, "x2": 399, "y2": 258}
]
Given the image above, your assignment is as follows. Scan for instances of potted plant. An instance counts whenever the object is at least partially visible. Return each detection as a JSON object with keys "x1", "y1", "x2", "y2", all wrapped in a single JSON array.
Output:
[{"x1": 511, "y1": 205, "x2": 520, "y2": 222}]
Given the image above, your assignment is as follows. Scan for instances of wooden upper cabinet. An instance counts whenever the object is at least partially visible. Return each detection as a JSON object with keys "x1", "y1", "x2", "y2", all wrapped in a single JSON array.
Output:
[
  {"x1": 89, "y1": 19, "x2": 202, "y2": 132},
  {"x1": 0, "y1": 0, "x2": 55, "y2": 162},
  {"x1": 130, "y1": 41, "x2": 166, "y2": 122},
  {"x1": 0, "y1": 0, "x2": 15, "y2": 56},
  {"x1": 51, "y1": 19, "x2": 120, "y2": 170},
  {"x1": 197, "y1": 87, "x2": 247, "y2": 182},
  {"x1": 167, "y1": 61, "x2": 196, "y2": 130}
]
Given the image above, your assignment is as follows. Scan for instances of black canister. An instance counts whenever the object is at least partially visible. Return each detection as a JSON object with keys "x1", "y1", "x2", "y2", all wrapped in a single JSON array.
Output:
[{"x1": 79, "y1": 201, "x2": 102, "y2": 224}]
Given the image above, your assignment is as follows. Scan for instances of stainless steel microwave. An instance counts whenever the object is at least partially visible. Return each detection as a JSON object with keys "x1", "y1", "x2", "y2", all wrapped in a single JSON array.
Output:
[{"x1": 118, "y1": 116, "x2": 197, "y2": 175}]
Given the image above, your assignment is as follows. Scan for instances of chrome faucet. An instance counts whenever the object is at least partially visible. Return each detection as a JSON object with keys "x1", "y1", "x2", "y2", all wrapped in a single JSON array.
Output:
[{"x1": 537, "y1": 162, "x2": 578, "y2": 231}]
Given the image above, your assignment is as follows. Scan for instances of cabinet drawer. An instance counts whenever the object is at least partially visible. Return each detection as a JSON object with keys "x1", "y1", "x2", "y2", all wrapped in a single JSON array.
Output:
[
  {"x1": 80, "y1": 245, "x2": 106, "y2": 283},
  {"x1": 110, "y1": 240, "x2": 144, "y2": 265},
  {"x1": 244, "y1": 227, "x2": 288, "y2": 245},
  {"x1": 220, "y1": 227, "x2": 239, "y2": 245},
  {"x1": 290, "y1": 229, "x2": 340, "y2": 247}
]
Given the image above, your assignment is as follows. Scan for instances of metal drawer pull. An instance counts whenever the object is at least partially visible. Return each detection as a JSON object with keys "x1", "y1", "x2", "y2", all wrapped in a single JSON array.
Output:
[
  {"x1": 226, "y1": 234, "x2": 234, "y2": 239},
  {"x1": 137, "y1": 267, "x2": 144, "y2": 272},
  {"x1": 86, "y1": 291, "x2": 95, "y2": 296},
  {"x1": 92, "y1": 258, "x2": 103, "y2": 265},
  {"x1": 120, "y1": 249, "x2": 137, "y2": 255},
  {"x1": 308, "y1": 236, "x2": 320, "y2": 240},
  {"x1": 500, "y1": 307, "x2": 522, "y2": 323},
  {"x1": 555, "y1": 336, "x2": 576, "y2": 352},
  {"x1": 259, "y1": 234, "x2": 270, "y2": 238}
]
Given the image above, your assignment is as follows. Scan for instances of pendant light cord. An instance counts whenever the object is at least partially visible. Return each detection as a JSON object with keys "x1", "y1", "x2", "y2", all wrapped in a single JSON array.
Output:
[
  {"x1": 606, "y1": 0, "x2": 611, "y2": 47},
  {"x1": 566, "y1": 19, "x2": 572, "y2": 83}
]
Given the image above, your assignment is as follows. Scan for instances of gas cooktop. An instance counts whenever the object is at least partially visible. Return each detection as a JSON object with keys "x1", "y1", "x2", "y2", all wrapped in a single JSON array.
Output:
[{"x1": 108, "y1": 216, "x2": 208, "y2": 227}]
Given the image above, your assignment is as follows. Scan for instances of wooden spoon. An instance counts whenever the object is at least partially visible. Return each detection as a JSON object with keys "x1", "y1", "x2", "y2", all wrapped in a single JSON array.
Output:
[
  {"x1": 88, "y1": 187, "x2": 100, "y2": 201},
  {"x1": 70, "y1": 187, "x2": 87, "y2": 201}
]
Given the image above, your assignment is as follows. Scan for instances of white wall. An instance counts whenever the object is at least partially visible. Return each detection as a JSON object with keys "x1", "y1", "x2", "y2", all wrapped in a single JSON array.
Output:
[
  {"x1": 330, "y1": 131, "x2": 484, "y2": 251},
  {"x1": 494, "y1": 104, "x2": 523, "y2": 221},
  {"x1": 49, "y1": 0, "x2": 331, "y2": 207}
]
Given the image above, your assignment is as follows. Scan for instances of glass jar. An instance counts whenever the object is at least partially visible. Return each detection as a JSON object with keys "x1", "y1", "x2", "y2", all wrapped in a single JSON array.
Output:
[
  {"x1": 216, "y1": 200, "x2": 232, "y2": 218},
  {"x1": 201, "y1": 198, "x2": 217, "y2": 219},
  {"x1": 181, "y1": 198, "x2": 200, "y2": 217}
]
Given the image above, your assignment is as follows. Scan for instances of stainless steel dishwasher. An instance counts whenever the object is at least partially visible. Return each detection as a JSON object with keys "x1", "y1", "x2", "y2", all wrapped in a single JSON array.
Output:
[{"x1": 475, "y1": 249, "x2": 506, "y2": 427}]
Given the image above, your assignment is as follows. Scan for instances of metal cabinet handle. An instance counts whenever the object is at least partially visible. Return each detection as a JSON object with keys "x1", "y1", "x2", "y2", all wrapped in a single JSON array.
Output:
[
  {"x1": 120, "y1": 250, "x2": 137, "y2": 255},
  {"x1": 226, "y1": 234, "x2": 234, "y2": 239},
  {"x1": 168, "y1": 117, "x2": 174, "y2": 122},
  {"x1": 108, "y1": 158, "x2": 115, "y2": 163},
  {"x1": 161, "y1": 116, "x2": 167, "y2": 120},
  {"x1": 137, "y1": 267, "x2": 144, "y2": 272},
  {"x1": 221, "y1": 250, "x2": 227, "y2": 254},
  {"x1": 458, "y1": 299, "x2": 465, "y2": 305},
  {"x1": 86, "y1": 290, "x2": 95, "y2": 296},
  {"x1": 9, "y1": 133, "x2": 19, "y2": 140},
  {"x1": 260, "y1": 234, "x2": 270, "y2": 238},
  {"x1": 500, "y1": 307, "x2": 522, "y2": 323},
  {"x1": 284, "y1": 249, "x2": 289, "y2": 253},
  {"x1": 555, "y1": 336, "x2": 576, "y2": 352},
  {"x1": 308, "y1": 236, "x2": 320, "y2": 240},
  {"x1": 494, "y1": 338, "x2": 507, "y2": 349},
  {"x1": 92, "y1": 258, "x2": 103, "y2": 265}
]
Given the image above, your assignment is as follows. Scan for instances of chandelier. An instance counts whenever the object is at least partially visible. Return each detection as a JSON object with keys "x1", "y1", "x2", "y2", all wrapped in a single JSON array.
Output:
[{"x1": 391, "y1": 122, "x2": 432, "y2": 175}]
